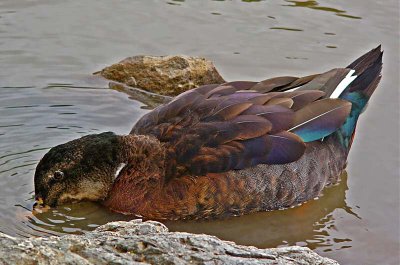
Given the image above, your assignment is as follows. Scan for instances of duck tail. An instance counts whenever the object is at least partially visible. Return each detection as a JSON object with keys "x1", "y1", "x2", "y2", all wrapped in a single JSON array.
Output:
[{"x1": 333, "y1": 45, "x2": 383, "y2": 150}]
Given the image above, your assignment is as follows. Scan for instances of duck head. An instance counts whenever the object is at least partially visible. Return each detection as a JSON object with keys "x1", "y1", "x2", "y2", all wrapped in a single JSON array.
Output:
[{"x1": 34, "y1": 132, "x2": 123, "y2": 208}]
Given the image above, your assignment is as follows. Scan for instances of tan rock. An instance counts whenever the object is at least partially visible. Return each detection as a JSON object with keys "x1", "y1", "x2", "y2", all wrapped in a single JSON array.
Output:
[{"x1": 97, "y1": 55, "x2": 226, "y2": 96}]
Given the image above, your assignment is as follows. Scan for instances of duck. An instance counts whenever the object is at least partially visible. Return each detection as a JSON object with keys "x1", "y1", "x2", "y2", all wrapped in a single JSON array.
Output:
[{"x1": 34, "y1": 46, "x2": 383, "y2": 220}]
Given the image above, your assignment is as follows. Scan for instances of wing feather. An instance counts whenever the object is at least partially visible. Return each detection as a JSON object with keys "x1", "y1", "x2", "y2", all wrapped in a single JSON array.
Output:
[
  {"x1": 132, "y1": 69, "x2": 354, "y2": 180},
  {"x1": 289, "y1": 98, "x2": 352, "y2": 142}
]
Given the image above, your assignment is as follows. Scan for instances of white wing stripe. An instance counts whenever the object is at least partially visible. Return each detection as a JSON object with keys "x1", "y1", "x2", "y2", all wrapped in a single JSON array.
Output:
[{"x1": 330, "y1": 69, "x2": 357, "y2": 98}]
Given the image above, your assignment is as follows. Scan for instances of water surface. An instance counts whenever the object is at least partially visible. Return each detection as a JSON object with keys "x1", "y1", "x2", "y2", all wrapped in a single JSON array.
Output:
[{"x1": 0, "y1": 1, "x2": 399, "y2": 264}]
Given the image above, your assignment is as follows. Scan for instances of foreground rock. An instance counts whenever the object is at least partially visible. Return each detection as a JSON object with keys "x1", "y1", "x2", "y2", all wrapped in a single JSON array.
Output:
[
  {"x1": 97, "y1": 55, "x2": 225, "y2": 96},
  {"x1": 0, "y1": 220, "x2": 338, "y2": 265}
]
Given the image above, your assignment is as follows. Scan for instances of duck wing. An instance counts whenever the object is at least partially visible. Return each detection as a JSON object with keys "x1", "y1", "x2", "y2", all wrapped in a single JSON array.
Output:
[{"x1": 131, "y1": 75, "x2": 351, "y2": 180}]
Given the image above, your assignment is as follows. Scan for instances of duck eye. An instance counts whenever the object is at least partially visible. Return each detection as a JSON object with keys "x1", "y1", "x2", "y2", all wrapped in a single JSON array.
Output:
[{"x1": 53, "y1": 170, "x2": 64, "y2": 180}]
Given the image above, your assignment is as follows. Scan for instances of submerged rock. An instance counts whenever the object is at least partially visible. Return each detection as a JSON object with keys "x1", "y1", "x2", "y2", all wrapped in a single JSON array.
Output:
[
  {"x1": 97, "y1": 55, "x2": 226, "y2": 96},
  {"x1": 0, "y1": 219, "x2": 338, "y2": 265}
]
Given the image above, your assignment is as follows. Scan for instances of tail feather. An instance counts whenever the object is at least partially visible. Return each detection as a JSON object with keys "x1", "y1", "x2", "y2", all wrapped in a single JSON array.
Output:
[
  {"x1": 347, "y1": 45, "x2": 382, "y2": 76},
  {"x1": 347, "y1": 50, "x2": 383, "y2": 97},
  {"x1": 337, "y1": 46, "x2": 383, "y2": 149}
]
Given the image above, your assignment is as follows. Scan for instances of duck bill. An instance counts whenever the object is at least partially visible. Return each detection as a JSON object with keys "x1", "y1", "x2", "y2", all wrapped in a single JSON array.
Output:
[{"x1": 32, "y1": 197, "x2": 51, "y2": 214}]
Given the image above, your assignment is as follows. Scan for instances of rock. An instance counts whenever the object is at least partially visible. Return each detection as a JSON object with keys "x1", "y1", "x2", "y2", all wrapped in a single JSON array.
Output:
[
  {"x1": 0, "y1": 220, "x2": 339, "y2": 265},
  {"x1": 97, "y1": 55, "x2": 226, "y2": 96}
]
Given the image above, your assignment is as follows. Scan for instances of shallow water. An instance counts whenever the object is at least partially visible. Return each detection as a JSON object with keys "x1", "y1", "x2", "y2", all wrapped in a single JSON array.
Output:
[{"x1": 0, "y1": 0, "x2": 399, "y2": 264}]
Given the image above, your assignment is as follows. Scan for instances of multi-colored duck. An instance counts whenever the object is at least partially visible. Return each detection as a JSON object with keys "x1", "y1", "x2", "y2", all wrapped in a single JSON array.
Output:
[{"x1": 34, "y1": 46, "x2": 382, "y2": 220}]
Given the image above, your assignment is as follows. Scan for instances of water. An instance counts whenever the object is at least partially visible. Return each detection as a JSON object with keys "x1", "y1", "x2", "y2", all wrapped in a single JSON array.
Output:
[{"x1": 0, "y1": 0, "x2": 399, "y2": 264}]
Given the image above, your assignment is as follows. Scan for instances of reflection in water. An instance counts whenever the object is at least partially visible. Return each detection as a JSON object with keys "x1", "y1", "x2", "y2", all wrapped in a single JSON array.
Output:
[
  {"x1": 166, "y1": 172, "x2": 359, "y2": 252},
  {"x1": 270, "y1": 27, "x2": 303, "y2": 32},
  {"x1": 20, "y1": 172, "x2": 358, "y2": 253},
  {"x1": 286, "y1": 56, "x2": 308, "y2": 60},
  {"x1": 284, "y1": 0, "x2": 362, "y2": 19},
  {"x1": 167, "y1": 2, "x2": 182, "y2": 6},
  {"x1": 109, "y1": 81, "x2": 172, "y2": 109},
  {"x1": 4, "y1": 105, "x2": 39, "y2": 109},
  {"x1": 168, "y1": 0, "x2": 268, "y2": 4}
]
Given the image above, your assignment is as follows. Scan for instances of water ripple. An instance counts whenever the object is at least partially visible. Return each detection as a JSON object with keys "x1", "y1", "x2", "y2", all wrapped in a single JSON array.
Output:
[
  {"x1": 270, "y1": 27, "x2": 303, "y2": 32},
  {"x1": 0, "y1": 147, "x2": 50, "y2": 160},
  {"x1": 0, "y1": 162, "x2": 37, "y2": 174},
  {"x1": 284, "y1": 0, "x2": 362, "y2": 19},
  {"x1": 4, "y1": 105, "x2": 39, "y2": 109}
]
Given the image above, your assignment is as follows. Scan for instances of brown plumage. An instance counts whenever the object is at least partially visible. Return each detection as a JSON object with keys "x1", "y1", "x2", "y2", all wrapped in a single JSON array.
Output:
[{"x1": 34, "y1": 46, "x2": 383, "y2": 220}]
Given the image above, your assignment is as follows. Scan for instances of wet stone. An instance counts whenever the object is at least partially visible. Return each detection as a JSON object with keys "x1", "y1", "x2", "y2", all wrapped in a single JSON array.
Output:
[
  {"x1": 97, "y1": 55, "x2": 226, "y2": 96},
  {"x1": 0, "y1": 219, "x2": 339, "y2": 265}
]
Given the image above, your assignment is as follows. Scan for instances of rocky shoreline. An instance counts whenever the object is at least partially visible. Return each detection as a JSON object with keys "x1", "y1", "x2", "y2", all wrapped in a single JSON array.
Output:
[{"x1": 0, "y1": 220, "x2": 338, "y2": 265}]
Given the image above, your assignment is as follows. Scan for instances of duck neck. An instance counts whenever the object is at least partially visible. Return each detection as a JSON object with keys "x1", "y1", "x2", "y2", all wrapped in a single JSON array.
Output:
[
  {"x1": 103, "y1": 134, "x2": 167, "y2": 214},
  {"x1": 117, "y1": 134, "x2": 166, "y2": 172}
]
